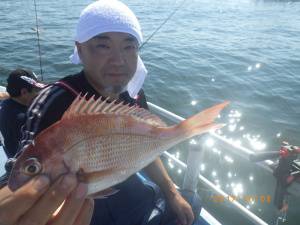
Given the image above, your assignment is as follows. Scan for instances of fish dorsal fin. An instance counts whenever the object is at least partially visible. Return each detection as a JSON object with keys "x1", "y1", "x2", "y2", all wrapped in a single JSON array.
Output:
[{"x1": 62, "y1": 94, "x2": 167, "y2": 127}]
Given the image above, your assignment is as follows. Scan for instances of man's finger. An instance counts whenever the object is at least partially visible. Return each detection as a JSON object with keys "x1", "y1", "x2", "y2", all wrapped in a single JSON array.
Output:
[
  {"x1": 49, "y1": 183, "x2": 88, "y2": 225},
  {"x1": 18, "y1": 174, "x2": 77, "y2": 225},
  {"x1": 0, "y1": 175, "x2": 50, "y2": 225},
  {"x1": 73, "y1": 199, "x2": 94, "y2": 225}
]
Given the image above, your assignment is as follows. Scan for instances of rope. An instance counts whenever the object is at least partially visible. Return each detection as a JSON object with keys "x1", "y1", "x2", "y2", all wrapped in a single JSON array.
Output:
[
  {"x1": 140, "y1": 0, "x2": 188, "y2": 50},
  {"x1": 33, "y1": 0, "x2": 43, "y2": 80}
]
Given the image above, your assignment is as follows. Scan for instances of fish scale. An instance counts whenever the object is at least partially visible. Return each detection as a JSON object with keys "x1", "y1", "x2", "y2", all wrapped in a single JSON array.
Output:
[{"x1": 64, "y1": 135, "x2": 161, "y2": 171}]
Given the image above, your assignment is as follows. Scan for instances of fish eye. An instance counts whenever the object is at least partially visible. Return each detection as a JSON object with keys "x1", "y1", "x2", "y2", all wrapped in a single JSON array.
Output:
[{"x1": 23, "y1": 158, "x2": 42, "y2": 175}]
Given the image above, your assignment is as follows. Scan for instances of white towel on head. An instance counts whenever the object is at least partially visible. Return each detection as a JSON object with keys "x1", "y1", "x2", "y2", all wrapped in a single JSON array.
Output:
[
  {"x1": 74, "y1": 0, "x2": 143, "y2": 45},
  {"x1": 128, "y1": 56, "x2": 147, "y2": 98},
  {"x1": 70, "y1": 0, "x2": 147, "y2": 98}
]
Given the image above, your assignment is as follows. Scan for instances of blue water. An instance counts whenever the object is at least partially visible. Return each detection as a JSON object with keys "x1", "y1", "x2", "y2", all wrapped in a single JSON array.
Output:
[{"x1": 0, "y1": 0, "x2": 299, "y2": 224}]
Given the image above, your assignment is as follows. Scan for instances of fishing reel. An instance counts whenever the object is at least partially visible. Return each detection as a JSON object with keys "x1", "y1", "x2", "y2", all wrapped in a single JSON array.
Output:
[{"x1": 249, "y1": 142, "x2": 300, "y2": 212}]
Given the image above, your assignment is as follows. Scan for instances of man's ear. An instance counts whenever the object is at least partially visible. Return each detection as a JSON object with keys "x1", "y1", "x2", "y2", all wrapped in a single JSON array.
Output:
[{"x1": 75, "y1": 41, "x2": 83, "y2": 60}]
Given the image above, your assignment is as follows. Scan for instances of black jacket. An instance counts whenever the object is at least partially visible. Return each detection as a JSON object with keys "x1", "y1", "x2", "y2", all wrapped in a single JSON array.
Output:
[{"x1": 0, "y1": 99, "x2": 27, "y2": 158}]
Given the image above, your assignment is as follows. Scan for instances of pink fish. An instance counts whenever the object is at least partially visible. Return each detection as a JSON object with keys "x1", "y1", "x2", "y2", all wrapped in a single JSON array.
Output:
[{"x1": 8, "y1": 95, "x2": 229, "y2": 197}]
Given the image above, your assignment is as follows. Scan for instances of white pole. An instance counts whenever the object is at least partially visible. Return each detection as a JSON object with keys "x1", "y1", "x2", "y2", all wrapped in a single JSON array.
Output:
[
  {"x1": 182, "y1": 139, "x2": 203, "y2": 192},
  {"x1": 163, "y1": 151, "x2": 269, "y2": 225}
]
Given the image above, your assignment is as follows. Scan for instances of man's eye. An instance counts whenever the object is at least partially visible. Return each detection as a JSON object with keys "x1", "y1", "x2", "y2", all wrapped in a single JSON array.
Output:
[
  {"x1": 96, "y1": 44, "x2": 109, "y2": 49},
  {"x1": 124, "y1": 45, "x2": 137, "y2": 50}
]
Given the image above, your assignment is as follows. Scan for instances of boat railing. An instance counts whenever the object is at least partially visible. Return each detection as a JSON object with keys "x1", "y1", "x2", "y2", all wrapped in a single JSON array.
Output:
[{"x1": 147, "y1": 102, "x2": 269, "y2": 225}]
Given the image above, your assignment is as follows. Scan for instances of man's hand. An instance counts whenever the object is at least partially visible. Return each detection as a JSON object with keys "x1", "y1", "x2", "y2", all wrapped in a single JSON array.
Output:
[
  {"x1": 0, "y1": 174, "x2": 94, "y2": 225},
  {"x1": 144, "y1": 158, "x2": 195, "y2": 225},
  {"x1": 166, "y1": 191, "x2": 194, "y2": 225}
]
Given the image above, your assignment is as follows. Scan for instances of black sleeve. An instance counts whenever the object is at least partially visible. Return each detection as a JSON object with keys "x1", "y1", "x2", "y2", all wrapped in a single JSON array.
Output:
[
  {"x1": 1, "y1": 118, "x2": 18, "y2": 158},
  {"x1": 0, "y1": 105, "x2": 21, "y2": 158},
  {"x1": 35, "y1": 93, "x2": 73, "y2": 134},
  {"x1": 5, "y1": 121, "x2": 19, "y2": 158},
  {"x1": 19, "y1": 86, "x2": 74, "y2": 151}
]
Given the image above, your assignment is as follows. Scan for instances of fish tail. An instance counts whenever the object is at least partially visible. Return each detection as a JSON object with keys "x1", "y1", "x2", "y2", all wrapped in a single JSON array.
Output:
[{"x1": 174, "y1": 101, "x2": 229, "y2": 139}]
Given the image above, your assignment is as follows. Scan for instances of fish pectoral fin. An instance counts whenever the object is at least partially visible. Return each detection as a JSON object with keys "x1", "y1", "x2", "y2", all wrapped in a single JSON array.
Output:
[
  {"x1": 90, "y1": 187, "x2": 120, "y2": 199},
  {"x1": 77, "y1": 167, "x2": 124, "y2": 183}
]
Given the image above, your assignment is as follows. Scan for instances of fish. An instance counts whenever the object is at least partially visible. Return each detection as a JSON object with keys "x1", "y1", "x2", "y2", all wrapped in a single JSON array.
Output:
[{"x1": 8, "y1": 94, "x2": 229, "y2": 198}]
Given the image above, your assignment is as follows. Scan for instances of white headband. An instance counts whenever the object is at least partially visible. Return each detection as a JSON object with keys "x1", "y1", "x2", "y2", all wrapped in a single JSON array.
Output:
[{"x1": 70, "y1": 0, "x2": 147, "y2": 98}]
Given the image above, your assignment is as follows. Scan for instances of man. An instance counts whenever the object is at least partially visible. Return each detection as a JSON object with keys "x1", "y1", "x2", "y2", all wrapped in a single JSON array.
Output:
[
  {"x1": 0, "y1": 69, "x2": 46, "y2": 158},
  {"x1": 20, "y1": 1, "x2": 194, "y2": 225}
]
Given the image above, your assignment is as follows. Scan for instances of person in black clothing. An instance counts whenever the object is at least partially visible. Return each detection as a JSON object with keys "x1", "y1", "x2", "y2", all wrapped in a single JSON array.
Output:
[
  {"x1": 0, "y1": 69, "x2": 45, "y2": 158},
  {"x1": 17, "y1": 1, "x2": 195, "y2": 225}
]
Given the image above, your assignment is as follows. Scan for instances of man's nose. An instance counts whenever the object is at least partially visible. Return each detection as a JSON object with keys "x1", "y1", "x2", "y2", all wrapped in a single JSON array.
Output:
[{"x1": 110, "y1": 48, "x2": 126, "y2": 66}]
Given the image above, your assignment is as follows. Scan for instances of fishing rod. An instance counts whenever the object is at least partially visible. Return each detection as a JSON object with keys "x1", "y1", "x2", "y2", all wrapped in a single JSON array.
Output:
[
  {"x1": 249, "y1": 141, "x2": 300, "y2": 223},
  {"x1": 33, "y1": 0, "x2": 43, "y2": 80},
  {"x1": 140, "y1": 0, "x2": 188, "y2": 50}
]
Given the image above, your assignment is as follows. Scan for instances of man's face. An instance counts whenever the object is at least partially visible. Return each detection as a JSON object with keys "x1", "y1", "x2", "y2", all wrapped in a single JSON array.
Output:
[
  {"x1": 76, "y1": 32, "x2": 139, "y2": 95},
  {"x1": 20, "y1": 88, "x2": 40, "y2": 106}
]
